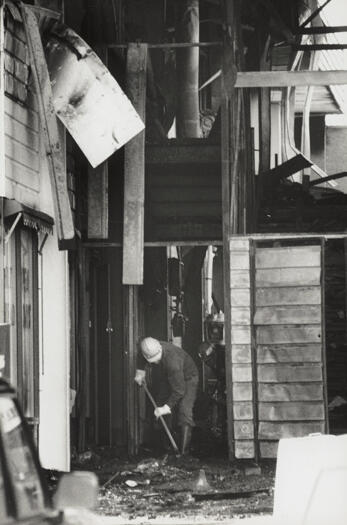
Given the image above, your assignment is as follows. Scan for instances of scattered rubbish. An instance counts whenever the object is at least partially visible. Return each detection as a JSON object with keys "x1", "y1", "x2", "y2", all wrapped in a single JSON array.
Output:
[
  {"x1": 193, "y1": 469, "x2": 211, "y2": 492},
  {"x1": 125, "y1": 479, "x2": 138, "y2": 488},
  {"x1": 328, "y1": 395, "x2": 347, "y2": 410},
  {"x1": 244, "y1": 463, "x2": 262, "y2": 476},
  {"x1": 76, "y1": 450, "x2": 93, "y2": 463},
  {"x1": 135, "y1": 458, "x2": 160, "y2": 472}
]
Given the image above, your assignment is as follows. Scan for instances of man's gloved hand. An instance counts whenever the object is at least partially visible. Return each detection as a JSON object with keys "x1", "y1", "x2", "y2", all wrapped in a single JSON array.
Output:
[
  {"x1": 134, "y1": 369, "x2": 146, "y2": 386},
  {"x1": 154, "y1": 404, "x2": 171, "y2": 418}
]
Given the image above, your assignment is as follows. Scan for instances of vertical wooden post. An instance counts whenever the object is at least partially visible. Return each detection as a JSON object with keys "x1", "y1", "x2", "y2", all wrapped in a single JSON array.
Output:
[
  {"x1": 123, "y1": 43, "x2": 147, "y2": 456},
  {"x1": 176, "y1": 0, "x2": 200, "y2": 138},
  {"x1": 124, "y1": 285, "x2": 139, "y2": 457},
  {"x1": 221, "y1": 0, "x2": 237, "y2": 461},
  {"x1": 88, "y1": 48, "x2": 109, "y2": 240},
  {"x1": 0, "y1": 5, "x2": 5, "y2": 324},
  {"x1": 123, "y1": 43, "x2": 147, "y2": 285}
]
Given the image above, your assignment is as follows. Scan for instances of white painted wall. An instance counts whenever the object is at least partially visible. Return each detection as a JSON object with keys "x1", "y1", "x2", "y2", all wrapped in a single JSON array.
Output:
[{"x1": 39, "y1": 231, "x2": 70, "y2": 471}]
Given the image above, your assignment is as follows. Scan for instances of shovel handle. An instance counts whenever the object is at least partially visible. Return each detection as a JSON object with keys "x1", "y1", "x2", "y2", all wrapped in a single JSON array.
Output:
[{"x1": 143, "y1": 382, "x2": 180, "y2": 455}]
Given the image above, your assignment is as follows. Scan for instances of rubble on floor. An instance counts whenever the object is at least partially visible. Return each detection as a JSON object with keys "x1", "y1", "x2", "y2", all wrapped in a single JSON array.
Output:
[{"x1": 70, "y1": 448, "x2": 275, "y2": 521}]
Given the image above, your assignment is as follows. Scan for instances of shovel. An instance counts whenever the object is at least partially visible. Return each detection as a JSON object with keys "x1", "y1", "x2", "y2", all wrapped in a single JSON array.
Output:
[{"x1": 143, "y1": 382, "x2": 180, "y2": 456}]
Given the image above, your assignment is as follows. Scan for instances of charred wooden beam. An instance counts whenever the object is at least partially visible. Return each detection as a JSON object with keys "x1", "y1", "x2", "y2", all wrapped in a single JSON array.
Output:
[
  {"x1": 293, "y1": 44, "x2": 347, "y2": 51},
  {"x1": 235, "y1": 70, "x2": 347, "y2": 88},
  {"x1": 296, "y1": 26, "x2": 347, "y2": 35},
  {"x1": 300, "y1": 0, "x2": 333, "y2": 28},
  {"x1": 309, "y1": 172, "x2": 347, "y2": 187},
  {"x1": 123, "y1": 43, "x2": 147, "y2": 285},
  {"x1": 261, "y1": 155, "x2": 312, "y2": 182}
]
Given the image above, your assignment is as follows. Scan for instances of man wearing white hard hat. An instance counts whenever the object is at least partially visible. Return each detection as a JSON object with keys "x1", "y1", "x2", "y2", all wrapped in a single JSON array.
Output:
[{"x1": 135, "y1": 337, "x2": 199, "y2": 455}]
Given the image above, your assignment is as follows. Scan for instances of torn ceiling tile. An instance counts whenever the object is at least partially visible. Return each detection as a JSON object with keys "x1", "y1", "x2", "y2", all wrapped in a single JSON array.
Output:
[{"x1": 44, "y1": 24, "x2": 145, "y2": 168}]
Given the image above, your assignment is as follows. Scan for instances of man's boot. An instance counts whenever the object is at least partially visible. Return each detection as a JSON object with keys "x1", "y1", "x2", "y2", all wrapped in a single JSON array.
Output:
[{"x1": 180, "y1": 424, "x2": 192, "y2": 455}]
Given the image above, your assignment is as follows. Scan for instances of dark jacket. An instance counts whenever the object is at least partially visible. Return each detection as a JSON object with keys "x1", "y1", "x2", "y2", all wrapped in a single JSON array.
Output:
[{"x1": 138, "y1": 341, "x2": 198, "y2": 409}]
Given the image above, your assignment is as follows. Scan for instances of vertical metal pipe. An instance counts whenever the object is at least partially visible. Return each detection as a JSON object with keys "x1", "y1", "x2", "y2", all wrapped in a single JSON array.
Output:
[{"x1": 176, "y1": 0, "x2": 200, "y2": 138}]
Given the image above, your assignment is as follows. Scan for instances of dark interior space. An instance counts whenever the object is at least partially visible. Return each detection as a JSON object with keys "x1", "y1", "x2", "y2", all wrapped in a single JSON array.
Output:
[{"x1": 325, "y1": 239, "x2": 347, "y2": 434}]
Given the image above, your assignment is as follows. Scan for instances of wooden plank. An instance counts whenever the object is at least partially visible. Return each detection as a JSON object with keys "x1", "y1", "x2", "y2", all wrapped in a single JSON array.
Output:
[
  {"x1": 255, "y1": 246, "x2": 320, "y2": 268},
  {"x1": 259, "y1": 441, "x2": 278, "y2": 458},
  {"x1": 258, "y1": 421, "x2": 325, "y2": 439},
  {"x1": 259, "y1": 402, "x2": 325, "y2": 421},
  {"x1": 231, "y1": 307, "x2": 251, "y2": 325},
  {"x1": 235, "y1": 440, "x2": 255, "y2": 459},
  {"x1": 234, "y1": 421, "x2": 254, "y2": 439},
  {"x1": 5, "y1": 157, "x2": 40, "y2": 192},
  {"x1": 5, "y1": 113, "x2": 39, "y2": 151},
  {"x1": 230, "y1": 269, "x2": 250, "y2": 288},
  {"x1": 258, "y1": 383, "x2": 323, "y2": 402},
  {"x1": 256, "y1": 267, "x2": 321, "y2": 287},
  {"x1": 232, "y1": 364, "x2": 252, "y2": 382},
  {"x1": 5, "y1": 134, "x2": 39, "y2": 171},
  {"x1": 230, "y1": 251, "x2": 250, "y2": 269},
  {"x1": 88, "y1": 163, "x2": 108, "y2": 239},
  {"x1": 233, "y1": 382, "x2": 253, "y2": 401},
  {"x1": 257, "y1": 344, "x2": 322, "y2": 363},
  {"x1": 256, "y1": 325, "x2": 321, "y2": 344},
  {"x1": 254, "y1": 305, "x2": 321, "y2": 325},
  {"x1": 5, "y1": 96, "x2": 39, "y2": 131},
  {"x1": 256, "y1": 286, "x2": 321, "y2": 306},
  {"x1": 146, "y1": 142, "x2": 220, "y2": 165},
  {"x1": 21, "y1": 5, "x2": 74, "y2": 243},
  {"x1": 233, "y1": 402, "x2": 254, "y2": 420},
  {"x1": 231, "y1": 328, "x2": 251, "y2": 345},
  {"x1": 122, "y1": 43, "x2": 147, "y2": 285},
  {"x1": 257, "y1": 364, "x2": 322, "y2": 383},
  {"x1": 232, "y1": 344, "x2": 251, "y2": 363},
  {"x1": 230, "y1": 238, "x2": 249, "y2": 250},
  {"x1": 231, "y1": 288, "x2": 250, "y2": 307},
  {"x1": 235, "y1": 70, "x2": 347, "y2": 88}
]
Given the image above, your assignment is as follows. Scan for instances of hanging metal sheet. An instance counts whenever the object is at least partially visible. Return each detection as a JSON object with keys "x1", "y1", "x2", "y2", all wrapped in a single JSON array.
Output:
[{"x1": 44, "y1": 25, "x2": 145, "y2": 168}]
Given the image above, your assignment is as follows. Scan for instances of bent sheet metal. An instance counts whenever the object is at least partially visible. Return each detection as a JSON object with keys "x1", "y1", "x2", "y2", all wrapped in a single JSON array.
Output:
[{"x1": 44, "y1": 25, "x2": 145, "y2": 168}]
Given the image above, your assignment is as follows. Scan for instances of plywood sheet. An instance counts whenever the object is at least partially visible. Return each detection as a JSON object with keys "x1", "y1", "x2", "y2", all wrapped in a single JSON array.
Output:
[
  {"x1": 259, "y1": 402, "x2": 325, "y2": 421},
  {"x1": 258, "y1": 421, "x2": 325, "y2": 439},
  {"x1": 44, "y1": 26, "x2": 144, "y2": 168},
  {"x1": 257, "y1": 344, "x2": 322, "y2": 363},
  {"x1": 254, "y1": 305, "x2": 321, "y2": 325},
  {"x1": 257, "y1": 363, "x2": 323, "y2": 383},
  {"x1": 256, "y1": 246, "x2": 320, "y2": 269},
  {"x1": 256, "y1": 268, "x2": 320, "y2": 288},
  {"x1": 256, "y1": 325, "x2": 321, "y2": 344},
  {"x1": 256, "y1": 286, "x2": 321, "y2": 306},
  {"x1": 258, "y1": 383, "x2": 323, "y2": 402}
]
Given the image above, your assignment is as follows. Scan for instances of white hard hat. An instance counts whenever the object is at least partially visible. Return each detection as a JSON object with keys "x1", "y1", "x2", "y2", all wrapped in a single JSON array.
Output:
[{"x1": 140, "y1": 337, "x2": 162, "y2": 363}]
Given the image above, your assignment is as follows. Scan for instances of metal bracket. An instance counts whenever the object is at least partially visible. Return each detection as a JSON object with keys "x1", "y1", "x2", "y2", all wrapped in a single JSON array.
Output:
[{"x1": 4, "y1": 212, "x2": 22, "y2": 244}]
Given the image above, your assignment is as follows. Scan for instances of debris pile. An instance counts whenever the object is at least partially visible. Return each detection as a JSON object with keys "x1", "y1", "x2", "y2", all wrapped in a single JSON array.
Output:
[{"x1": 87, "y1": 451, "x2": 275, "y2": 520}]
